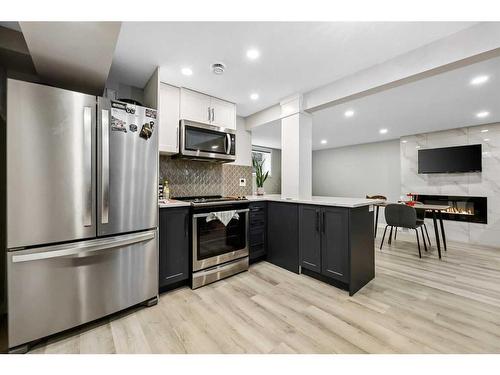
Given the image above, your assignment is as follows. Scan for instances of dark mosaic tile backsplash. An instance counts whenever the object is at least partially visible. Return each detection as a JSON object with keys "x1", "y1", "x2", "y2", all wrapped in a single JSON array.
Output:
[{"x1": 159, "y1": 156, "x2": 253, "y2": 197}]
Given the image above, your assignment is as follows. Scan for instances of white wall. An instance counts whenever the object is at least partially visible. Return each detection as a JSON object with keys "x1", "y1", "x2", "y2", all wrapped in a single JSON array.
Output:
[
  {"x1": 312, "y1": 139, "x2": 401, "y2": 201},
  {"x1": 234, "y1": 116, "x2": 252, "y2": 166}
]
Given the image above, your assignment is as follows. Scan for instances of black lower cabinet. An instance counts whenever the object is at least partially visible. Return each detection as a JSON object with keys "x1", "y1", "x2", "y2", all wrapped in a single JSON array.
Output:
[
  {"x1": 321, "y1": 207, "x2": 349, "y2": 283},
  {"x1": 159, "y1": 207, "x2": 190, "y2": 292},
  {"x1": 249, "y1": 202, "x2": 267, "y2": 263},
  {"x1": 299, "y1": 204, "x2": 374, "y2": 295},
  {"x1": 299, "y1": 205, "x2": 321, "y2": 273},
  {"x1": 267, "y1": 202, "x2": 299, "y2": 273}
]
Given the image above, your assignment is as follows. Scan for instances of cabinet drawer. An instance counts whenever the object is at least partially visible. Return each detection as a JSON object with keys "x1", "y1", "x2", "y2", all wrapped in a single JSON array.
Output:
[
  {"x1": 249, "y1": 229, "x2": 265, "y2": 247},
  {"x1": 250, "y1": 212, "x2": 266, "y2": 227},
  {"x1": 250, "y1": 244, "x2": 266, "y2": 260}
]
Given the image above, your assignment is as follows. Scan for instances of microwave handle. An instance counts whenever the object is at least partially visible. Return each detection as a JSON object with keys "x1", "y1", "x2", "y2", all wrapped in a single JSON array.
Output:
[{"x1": 226, "y1": 134, "x2": 232, "y2": 155}]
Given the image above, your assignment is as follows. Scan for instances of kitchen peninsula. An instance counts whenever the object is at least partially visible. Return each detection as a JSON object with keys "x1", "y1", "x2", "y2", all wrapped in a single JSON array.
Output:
[{"x1": 159, "y1": 195, "x2": 380, "y2": 296}]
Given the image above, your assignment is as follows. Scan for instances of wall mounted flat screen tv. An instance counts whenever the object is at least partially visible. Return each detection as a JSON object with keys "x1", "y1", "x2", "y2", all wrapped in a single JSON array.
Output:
[{"x1": 418, "y1": 144, "x2": 482, "y2": 174}]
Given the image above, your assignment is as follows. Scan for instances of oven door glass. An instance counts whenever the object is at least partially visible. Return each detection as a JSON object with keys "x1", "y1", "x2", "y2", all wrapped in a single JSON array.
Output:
[
  {"x1": 185, "y1": 125, "x2": 228, "y2": 155},
  {"x1": 195, "y1": 211, "x2": 247, "y2": 261}
]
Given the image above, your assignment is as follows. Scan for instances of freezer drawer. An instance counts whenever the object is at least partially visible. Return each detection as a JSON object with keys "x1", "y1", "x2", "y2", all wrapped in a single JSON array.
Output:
[{"x1": 7, "y1": 230, "x2": 158, "y2": 348}]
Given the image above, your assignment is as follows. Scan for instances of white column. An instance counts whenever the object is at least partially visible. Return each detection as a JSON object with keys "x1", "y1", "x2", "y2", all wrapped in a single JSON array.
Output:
[{"x1": 280, "y1": 95, "x2": 312, "y2": 200}]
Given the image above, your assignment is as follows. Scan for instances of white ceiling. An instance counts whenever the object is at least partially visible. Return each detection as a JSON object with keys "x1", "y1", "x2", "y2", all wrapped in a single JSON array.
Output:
[
  {"x1": 311, "y1": 55, "x2": 500, "y2": 150},
  {"x1": 108, "y1": 22, "x2": 475, "y2": 116},
  {"x1": 252, "y1": 55, "x2": 500, "y2": 150}
]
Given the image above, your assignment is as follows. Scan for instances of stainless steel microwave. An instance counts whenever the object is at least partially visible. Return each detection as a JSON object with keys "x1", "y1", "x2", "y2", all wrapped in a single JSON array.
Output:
[{"x1": 179, "y1": 119, "x2": 236, "y2": 162}]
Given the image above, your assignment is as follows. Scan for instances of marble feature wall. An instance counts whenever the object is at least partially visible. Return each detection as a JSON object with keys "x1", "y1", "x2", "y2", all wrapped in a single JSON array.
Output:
[
  {"x1": 401, "y1": 123, "x2": 500, "y2": 247},
  {"x1": 159, "y1": 156, "x2": 253, "y2": 197}
]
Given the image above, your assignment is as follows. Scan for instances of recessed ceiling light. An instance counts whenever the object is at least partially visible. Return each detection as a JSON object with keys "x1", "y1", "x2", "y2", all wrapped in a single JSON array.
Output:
[
  {"x1": 401, "y1": 140, "x2": 408, "y2": 143},
  {"x1": 211, "y1": 145, "x2": 219, "y2": 149},
  {"x1": 246, "y1": 49, "x2": 260, "y2": 60},
  {"x1": 379, "y1": 128, "x2": 388, "y2": 134},
  {"x1": 321, "y1": 139, "x2": 327, "y2": 144},
  {"x1": 181, "y1": 67, "x2": 193, "y2": 76},
  {"x1": 470, "y1": 75, "x2": 489, "y2": 85},
  {"x1": 484, "y1": 138, "x2": 490, "y2": 142},
  {"x1": 476, "y1": 111, "x2": 490, "y2": 118},
  {"x1": 344, "y1": 110, "x2": 355, "y2": 118},
  {"x1": 250, "y1": 93, "x2": 259, "y2": 100},
  {"x1": 481, "y1": 129, "x2": 489, "y2": 133}
]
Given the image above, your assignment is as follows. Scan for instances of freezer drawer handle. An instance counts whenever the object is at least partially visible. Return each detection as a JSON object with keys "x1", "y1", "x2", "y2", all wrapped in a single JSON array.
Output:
[
  {"x1": 11, "y1": 231, "x2": 155, "y2": 263},
  {"x1": 83, "y1": 106, "x2": 93, "y2": 227},
  {"x1": 101, "y1": 109, "x2": 110, "y2": 224}
]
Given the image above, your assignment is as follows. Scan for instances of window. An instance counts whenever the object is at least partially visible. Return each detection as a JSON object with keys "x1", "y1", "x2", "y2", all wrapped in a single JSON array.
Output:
[{"x1": 252, "y1": 148, "x2": 272, "y2": 177}]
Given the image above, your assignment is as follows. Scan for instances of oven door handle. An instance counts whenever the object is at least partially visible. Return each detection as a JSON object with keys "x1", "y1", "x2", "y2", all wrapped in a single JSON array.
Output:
[{"x1": 193, "y1": 208, "x2": 249, "y2": 218}]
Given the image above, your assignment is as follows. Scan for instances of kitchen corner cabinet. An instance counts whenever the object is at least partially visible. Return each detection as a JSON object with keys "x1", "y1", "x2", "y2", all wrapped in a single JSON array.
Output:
[
  {"x1": 299, "y1": 204, "x2": 374, "y2": 296},
  {"x1": 180, "y1": 88, "x2": 236, "y2": 130},
  {"x1": 249, "y1": 202, "x2": 267, "y2": 262},
  {"x1": 159, "y1": 83, "x2": 180, "y2": 154},
  {"x1": 159, "y1": 207, "x2": 190, "y2": 290},
  {"x1": 267, "y1": 202, "x2": 299, "y2": 273}
]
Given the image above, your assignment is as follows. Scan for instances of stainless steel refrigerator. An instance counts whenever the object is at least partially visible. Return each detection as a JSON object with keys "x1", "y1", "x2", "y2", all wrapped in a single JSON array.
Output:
[{"x1": 3, "y1": 79, "x2": 159, "y2": 352}]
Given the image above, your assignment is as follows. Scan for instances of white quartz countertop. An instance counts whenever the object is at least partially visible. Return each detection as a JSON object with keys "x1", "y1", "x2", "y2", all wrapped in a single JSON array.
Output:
[
  {"x1": 246, "y1": 194, "x2": 383, "y2": 208},
  {"x1": 158, "y1": 199, "x2": 191, "y2": 208}
]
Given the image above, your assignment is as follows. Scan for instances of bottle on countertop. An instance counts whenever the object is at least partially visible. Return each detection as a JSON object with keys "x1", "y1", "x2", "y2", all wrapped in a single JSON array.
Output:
[{"x1": 163, "y1": 180, "x2": 170, "y2": 200}]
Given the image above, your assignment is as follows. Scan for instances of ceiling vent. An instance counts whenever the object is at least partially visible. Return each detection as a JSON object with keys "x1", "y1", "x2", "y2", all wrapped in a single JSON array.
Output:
[{"x1": 211, "y1": 63, "x2": 226, "y2": 75}]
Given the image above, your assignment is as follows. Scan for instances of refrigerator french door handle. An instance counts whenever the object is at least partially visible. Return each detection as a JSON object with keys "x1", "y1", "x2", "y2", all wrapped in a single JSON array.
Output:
[
  {"x1": 11, "y1": 231, "x2": 156, "y2": 263},
  {"x1": 101, "y1": 109, "x2": 110, "y2": 224},
  {"x1": 83, "y1": 106, "x2": 93, "y2": 227}
]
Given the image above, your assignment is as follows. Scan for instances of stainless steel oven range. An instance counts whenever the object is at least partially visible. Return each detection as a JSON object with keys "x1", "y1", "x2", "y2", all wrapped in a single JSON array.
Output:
[{"x1": 174, "y1": 196, "x2": 249, "y2": 288}]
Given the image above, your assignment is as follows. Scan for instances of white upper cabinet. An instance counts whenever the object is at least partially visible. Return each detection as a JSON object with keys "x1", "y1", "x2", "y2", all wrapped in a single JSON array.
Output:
[
  {"x1": 159, "y1": 83, "x2": 180, "y2": 154},
  {"x1": 180, "y1": 88, "x2": 236, "y2": 130},
  {"x1": 180, "y1": 88, "x2": 212, "y2": 124},
  {"x1": 210, "y1": 96, "x2": 236, "y2": 130}
]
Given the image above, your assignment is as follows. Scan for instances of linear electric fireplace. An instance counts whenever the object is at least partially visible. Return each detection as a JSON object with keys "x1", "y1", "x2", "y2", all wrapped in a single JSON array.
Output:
[{"x1": 417, "y1": 195, "x2": 487, "y2": 224}]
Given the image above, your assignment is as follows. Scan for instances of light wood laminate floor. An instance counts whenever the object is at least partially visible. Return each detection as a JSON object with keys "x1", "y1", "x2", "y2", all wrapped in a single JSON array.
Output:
[{"x1": 29, "y1": 230, "x2": 500, "y2": 354}]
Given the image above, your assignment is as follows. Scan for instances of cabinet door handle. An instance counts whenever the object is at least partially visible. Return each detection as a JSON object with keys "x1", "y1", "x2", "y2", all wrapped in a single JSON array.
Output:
[
  {"x1": 185, "y1": 214, "x2": 189, "y2": 238},
  {"x1": 315, "y1": 210, "x2": 320, "y2": 232},
  {"x1": 211, "y1": 107, "x2": 215, "y2": 123},
  {"x1": 176, "y1": 126, "x2": 179, "y2": 150},
  {"x1": 208, "y1": 107, "x2": 211, "y2": 122},
  {"x1": 322, "y1": 211, "x2": 326, "y2": 233}
]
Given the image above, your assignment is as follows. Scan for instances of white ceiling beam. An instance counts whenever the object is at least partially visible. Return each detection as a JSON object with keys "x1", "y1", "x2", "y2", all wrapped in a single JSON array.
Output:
[
  {"x1": 303, "y1": 22, "x2": 500, "y2": 112},
  {"x1": 244, "y1": 103, "x2": 282, "y2": 130},
  {"x1": 20, "y1": 22, "x2": 121, "y2": 95}
]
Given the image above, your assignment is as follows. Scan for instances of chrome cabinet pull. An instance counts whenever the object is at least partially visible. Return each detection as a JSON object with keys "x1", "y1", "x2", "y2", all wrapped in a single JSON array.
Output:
[
  {"x1": 101, "y1": 109, "x2": 110, "y2": 224},
  {"x1": 208, "y1": 107, "x2": 211, "y2": 122},
  {"x1": 176, "y1": 126, "x2": 179, "y2": 150},
  {"x1": 211, "y1": 107, "x2": 215, "y2": 123},
  {"x1": 83, "y1": 106, "x2": 93, "y2": 227}
]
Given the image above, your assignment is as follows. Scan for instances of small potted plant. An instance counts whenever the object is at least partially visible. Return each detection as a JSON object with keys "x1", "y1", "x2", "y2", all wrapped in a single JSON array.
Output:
[{"x1": 253, "y1": 156, "x2": 269, "y2": 196}]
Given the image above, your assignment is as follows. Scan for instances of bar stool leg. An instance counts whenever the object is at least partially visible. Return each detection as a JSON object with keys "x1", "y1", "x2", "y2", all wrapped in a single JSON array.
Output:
[
  {"x1": 380, "y1": 225, "x2": 388, "y2": 250},
  {"x1": 421, "y1": 226, "x2": 428, "y2": 252},
  {"x1": 424, "y1": 224, "x2": 432, "y2": 247},
  {"x1": 388, "y1": 226, "x2": 393, "y2": 245},
  {"x1": 415, "y1": 229, "x2": 422, "y2": 258}
]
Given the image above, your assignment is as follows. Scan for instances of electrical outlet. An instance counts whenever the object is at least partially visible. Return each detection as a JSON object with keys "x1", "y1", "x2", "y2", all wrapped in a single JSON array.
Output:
[{"x1": 239, "y1": 178, "x2": 246, "y2": 187}]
